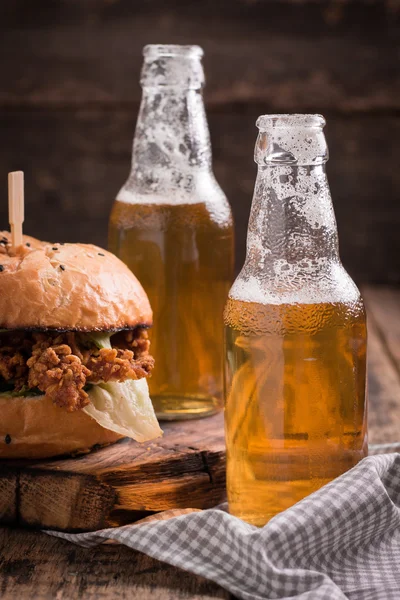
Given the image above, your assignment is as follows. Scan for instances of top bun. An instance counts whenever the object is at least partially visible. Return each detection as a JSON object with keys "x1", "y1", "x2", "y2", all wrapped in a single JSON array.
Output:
[{"x1": 0, "y1": 231, "x2": 152, "y2": 330}]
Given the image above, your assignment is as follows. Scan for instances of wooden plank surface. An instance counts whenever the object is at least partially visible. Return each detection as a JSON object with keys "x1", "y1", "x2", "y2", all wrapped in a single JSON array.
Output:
[
  {"x1": 1, "y1": 111, "x2": 399, "y2": 283},
  {"x1": 0, "y1": 527, "x2": 231, "y2": 599},
  {"x1": 364, "y1": 286, "x2": 400, "y2": 444},
  {"x1": 0, "y1": 1, "x2": 398, "y2": 111},
  {"x1": 0, "y1": 413, "x2": 226, "y2": 531},
  {"x1": 363, "y1": 287, "x2": 400, "y2": 367},
  {"x1": 0, "y1": 2, "x2": 398, "y2": 597},
  {"x1": 0, "y1": 2, "x2": 399, "y2": 285},
  {"x1": 0, "y1": 285, "x2": 399, "y2": 598}
]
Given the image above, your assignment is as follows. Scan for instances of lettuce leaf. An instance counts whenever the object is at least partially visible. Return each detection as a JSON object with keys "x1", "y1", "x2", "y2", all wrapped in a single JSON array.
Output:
[
  {"x1": 83, "y1": 378, "x2": 162, "y2": 443},
  {"x1": 84, "y1": 332, "x2": 112, "y2": 350}
]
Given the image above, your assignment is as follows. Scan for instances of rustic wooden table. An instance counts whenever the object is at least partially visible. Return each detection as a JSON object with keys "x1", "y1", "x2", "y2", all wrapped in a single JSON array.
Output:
[{"x1": 0, "y1": 286, "x2": 399, "y2": 599}]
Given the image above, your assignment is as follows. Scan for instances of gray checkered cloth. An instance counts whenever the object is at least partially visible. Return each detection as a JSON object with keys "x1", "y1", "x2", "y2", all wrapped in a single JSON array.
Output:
[{"x1": 49, "y1": 450, "x2": 400, "y2": 600}]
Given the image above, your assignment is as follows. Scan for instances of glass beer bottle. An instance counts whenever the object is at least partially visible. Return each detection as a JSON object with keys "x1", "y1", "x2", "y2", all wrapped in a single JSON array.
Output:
[
  {"x1": 224, "y1": 114, "x2": 367, "y2": 526},
  {"x1": 109, "y1": 45, "x2": 234, "y2": 420}
]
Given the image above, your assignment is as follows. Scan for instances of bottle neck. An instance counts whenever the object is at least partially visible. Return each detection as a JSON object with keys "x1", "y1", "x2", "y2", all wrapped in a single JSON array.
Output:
[
  {"x1": 128, "y1": 86, "x2": 212, "y2": 194},
  {"x1": 246, "y1": 163, "x2": 340, "y2": 272}
]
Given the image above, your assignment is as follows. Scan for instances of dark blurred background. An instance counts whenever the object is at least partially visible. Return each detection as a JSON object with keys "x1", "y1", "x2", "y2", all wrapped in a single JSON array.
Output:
[{"x1": 0, "y1": 0, "x2": 399, "y2": 282}]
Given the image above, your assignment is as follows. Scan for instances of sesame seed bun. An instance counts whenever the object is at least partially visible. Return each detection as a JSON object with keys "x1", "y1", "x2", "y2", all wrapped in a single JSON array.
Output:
[{"x1": 0, "y1": 232, "x2": 152, "y2": 331}]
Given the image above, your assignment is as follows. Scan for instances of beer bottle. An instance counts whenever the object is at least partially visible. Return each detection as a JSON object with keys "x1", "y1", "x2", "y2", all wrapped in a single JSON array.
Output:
[
  {"x1": 224, "y1": 114, "x2": 367, "y2": 525},
  {"x1": 109, "y1": 45, "x2": 234, "y2": 420}
]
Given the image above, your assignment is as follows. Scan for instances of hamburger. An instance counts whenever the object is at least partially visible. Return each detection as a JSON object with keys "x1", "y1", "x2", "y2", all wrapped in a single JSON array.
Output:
[{"x1": 0, "y1": 231, "x2": 162, "y2": 459}]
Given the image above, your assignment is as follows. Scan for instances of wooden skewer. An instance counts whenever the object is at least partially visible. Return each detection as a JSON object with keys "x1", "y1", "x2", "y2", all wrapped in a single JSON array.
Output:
[{"x1": 8, "y1": 171, "x2": 24, "y2": 249}]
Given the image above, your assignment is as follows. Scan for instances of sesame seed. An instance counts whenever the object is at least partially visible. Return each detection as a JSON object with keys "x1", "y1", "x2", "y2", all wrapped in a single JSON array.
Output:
[
  {"x1": 59, "y1": 265, "x2": 66, "y2": 271},
  {"x1": 98, "y1": 253, "x2": 105, "y2": 257},
  {"x1": 0, "y1": 266, "x2": 4, "y2": 272},
  {"x1": 52, "y1": 247, "x2": 58, "y2": 251},
  {"x1": 5, "y1": 434, "x2": 11, "y2": 444}
]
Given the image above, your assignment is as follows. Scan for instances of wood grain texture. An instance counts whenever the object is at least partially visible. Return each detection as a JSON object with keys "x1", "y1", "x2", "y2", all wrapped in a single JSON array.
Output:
[
  {"x1": 363, "y1": 287, "x2": 400, "y2": 366},
  {"x1": 0, "y1": 111, "x2": 399, "y2": 283},
  {"x1": 0, "y1": 1, "x2": 398, "y2": 283},
  {"x1": 0, "y1": 475, "x2": 17, "y2": 524},
  {"x1": 0, "y1": 286, "x2": 399, "y2": 599},
  {"x1": 1, "y1": 288, "x2": 399, "y2": 531},
  {"x1": 0, "y1": 413, "x2": 226, "y2": 531},
  {"x1": 0, "y1": 1, "x2": 398, "y2": 111},
  {"x1": 364, "y1": 286, "x2": 400, "y2": 444},
  {"x1": 0, "y1": 527, "x2": 230, "y2": 599}
]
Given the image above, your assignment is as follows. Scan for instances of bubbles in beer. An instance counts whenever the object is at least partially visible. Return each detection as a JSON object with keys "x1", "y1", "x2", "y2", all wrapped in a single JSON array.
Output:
[
  {"x1": 111, "y1": 45, "x2": 234, "y2": 419},
  {"x1": 224, "y1": 297, "x2": 367, "y2": 526},
  {"x1": 225, "y1": 115, "x2": 367, "y2": 525},
  {"x1": 110, "y1": 197, "x2": 234, "y2": 418}
]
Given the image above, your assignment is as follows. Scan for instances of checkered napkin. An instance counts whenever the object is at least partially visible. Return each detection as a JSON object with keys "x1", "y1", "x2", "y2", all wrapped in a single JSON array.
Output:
[{"x1": 48, "y1": 448, "x2": 400, "y2": 600}]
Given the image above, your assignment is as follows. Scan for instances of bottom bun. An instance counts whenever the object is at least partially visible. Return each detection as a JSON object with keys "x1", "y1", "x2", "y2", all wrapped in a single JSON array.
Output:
[{"x1": 0, "y1": 394, "x2": 123, "y2": 459}]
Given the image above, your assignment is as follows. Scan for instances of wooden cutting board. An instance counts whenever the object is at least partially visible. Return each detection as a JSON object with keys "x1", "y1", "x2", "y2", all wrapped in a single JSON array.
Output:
[{"x1": 0, "y1": 413, "x2": 226, "y2": 532}]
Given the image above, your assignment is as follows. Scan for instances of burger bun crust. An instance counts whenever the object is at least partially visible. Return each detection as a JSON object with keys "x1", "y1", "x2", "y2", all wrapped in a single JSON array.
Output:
[
  {"x1": 0, "y1": 232, "x2": 152, "y2": 330},
  {"x1": 0, "y1": 232, "x2": 150, "y2": 458},
  {"x1": 0, "y1": 393, "x2": 123, "y2": 459}
]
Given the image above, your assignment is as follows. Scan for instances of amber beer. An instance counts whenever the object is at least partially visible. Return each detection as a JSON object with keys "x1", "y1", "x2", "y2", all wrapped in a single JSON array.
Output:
[
  {"x1": 224, "y1": 299, "x2": 367, "y2": 526},
  {"x1": 109, "y1": 199, "x2": 233, "y2": 418},
  {"x1": 109, "y1": 45, "x2": 234, "y2": 419},
  {"x1": 224, "y1": 114, "x2": 367, "y2": 525}
]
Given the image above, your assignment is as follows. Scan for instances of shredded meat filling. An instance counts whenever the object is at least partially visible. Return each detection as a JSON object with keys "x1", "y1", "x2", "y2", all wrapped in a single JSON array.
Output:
[
  {"x1": 0, "y1": 352, "x2": 27, "y2": 385},
  {"x1": 27, "y1": 342, "x2": 91, "y2": 411},
  {"x1": 0, "y1": 328, "x2": 153, "y2": 412},
  {"x1": 0, "y1": 332, "x2": 33, "y2": 389},
  {"x1": 86, "y1": 348, "x2": 154, "y2": 384}
]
